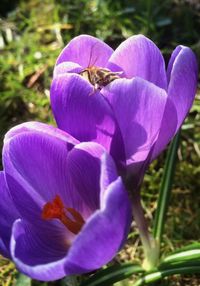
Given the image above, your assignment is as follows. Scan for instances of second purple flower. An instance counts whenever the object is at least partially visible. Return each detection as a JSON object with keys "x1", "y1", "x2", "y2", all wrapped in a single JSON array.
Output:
[{"x1": 51, "y1": 34, "x2": 198, "y2": 186}]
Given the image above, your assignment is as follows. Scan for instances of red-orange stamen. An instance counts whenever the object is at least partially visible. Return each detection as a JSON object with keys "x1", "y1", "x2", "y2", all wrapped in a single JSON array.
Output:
[{"x1": 42, "y1": 195, "x2": 85, "y2": 235}]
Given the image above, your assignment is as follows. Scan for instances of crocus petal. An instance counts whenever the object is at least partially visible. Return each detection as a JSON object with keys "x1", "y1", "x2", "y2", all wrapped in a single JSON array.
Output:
[
  {"x1": 166, "y1": 46, "x2": 183, "y2": 83},
  {"x1": 153, "y1": 46, "x2": 198, "y2": 158},
  {"x1": 102, "y1": 77, "x2": 167, "y2": 165},
  {"x1": 0, "y1": 172, "x2": 19, "y2": 258},
  {"x1": 67, "y1": 142, "x2": 119, "y2": 212},
  {"x1": 56, "y1": 35, "x2": 113, "y2": 68},
  {"x1": 100, "y1": 153, "x2": 118, "y2": 198},
  {"x1": 107, "y1": 35, "x2": 167, "y2": 90},
  {"x1": 4, "y1": 121, "x2": 79, "y2": 147},
  {"x1": 67, "y1": 142, "x2": 105, "y2": 211},
  {"x1": 63, "y1": 177, "x2": 132, "y2": 274},
  {"x1": 54, "y1": 62, "x2": 83, "y2": 78},
  {"x1": 11, "y1": 219, "x2": 68, "y2": 281},
  {"x1": 3, "y1": 124, "x2": 90, "y2": 220},
  {"x1": 167, "y1": 45, "x2": 198, "y2": 130},
  {"x1": 51, "y1": 73, "x2": 125, "y2": 163}
]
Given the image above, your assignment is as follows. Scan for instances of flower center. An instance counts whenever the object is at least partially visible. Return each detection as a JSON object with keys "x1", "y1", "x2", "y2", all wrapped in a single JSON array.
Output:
[
  {"x1": 42, "y1": 195, "x2": 85, "y2": 235},
  {"x1": 79, "y1": 66, "x2": 122, "y2": 91}
]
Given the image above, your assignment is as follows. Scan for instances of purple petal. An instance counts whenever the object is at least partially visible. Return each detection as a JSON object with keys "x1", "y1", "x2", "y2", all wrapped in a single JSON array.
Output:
[
  {"x1": 167, "y1": 46, "x2": 198, "y2": 130},
  {"x1": 67, "y1": 142, "x2": 106, "y2": 212},
  {"x1": 53, "y1": 62, "x2": 83, "y2": 78},
  {"x1": 67, "y1": 142, "x2": 119, "y2": 212},
  {"x1": 50, "y1": 74, "x2": 125, "y2": 163},
  {"x1": 4, "y1": 121, "x2": 79, "y2": 147},
  {"x1": 107, "y1": 35, "x2": 167, "y2": 90},
  {"x1": 56, "y1": 35, "x2": 113, "y2": 68},
  {"x1": 0, "y1": 172, "x2": 19, "y2": 258},
  {"x1": 102, "y1": 77, "x2": 167, "y2": 165},
  {"x1": 64, "y1": 177, "x2": 132, "y2": 274},
  {"x1": 166, "y1": 46, "x2": 182, "y2": 83},
  {"x1": 3, "y1": 124, "x2": 90, "y2": 220},
  {"x1": 11, "y1": 219, "x2": 68, "y2": 281},
  {"x1": 100, "y1": 153, "x2": 118, "y2": 198},
  {"x1": 153, "y1": 46, "x2": 198, "y2": 158}
]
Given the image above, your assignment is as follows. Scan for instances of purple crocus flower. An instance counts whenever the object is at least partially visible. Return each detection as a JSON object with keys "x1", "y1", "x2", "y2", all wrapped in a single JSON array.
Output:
[
  {"x1": 0, "y1": 122, "x2": 131, "y2": 281},
  {"x1": 51, "y1": 34, "x2": 198, "y2": 187}
]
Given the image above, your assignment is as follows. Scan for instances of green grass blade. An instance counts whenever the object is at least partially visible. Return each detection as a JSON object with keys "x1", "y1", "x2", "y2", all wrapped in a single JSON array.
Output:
[
  {"x1": 162, "y1": 248, "x2": 200, "y2": 264},
  {"x1": 133, "y1": 265, "x2": 200, "y2": 286},
  {"x1": 153, "y1": 131, "x2": 181, "y2": 242},
  {"x1": 80, "y1": 263, "x2": 144, "y2": 286},
  {"x1": 159, "y1": 245, "x2": 200, "y2": 269},
  {"x1": 159, "y1": 260, "x2": 200, "y2": 270}
]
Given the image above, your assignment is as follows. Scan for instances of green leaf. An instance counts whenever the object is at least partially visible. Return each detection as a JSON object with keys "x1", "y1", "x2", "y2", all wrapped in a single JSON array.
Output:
[
  {"x1": 162, "y1": 249, "x2": 200, "y2": 263},
  {"x1": 133, "y1": 265, "x2": 200, "y2": 286},
  {"x1": 15, "y1": 273, "x2": 31, "y2": 286},
  {"x1": 159, "y1": 259, "x2": 200, "y2": 270},
  {"x1": 158, "y1": 248, "x2": 200, "y2": 271},
  {"x1": 158, "y1": 242, "x2": 200, "y2": 269},
  {"x1": 80, "y1": 263, "x2": 144, "y2": 286},
  {"x1": 153, "y1": 131, "x2": 180, "y2": 243},
  {"x1": 132, "y1": 244, "x2": 200, "y2": 284}
]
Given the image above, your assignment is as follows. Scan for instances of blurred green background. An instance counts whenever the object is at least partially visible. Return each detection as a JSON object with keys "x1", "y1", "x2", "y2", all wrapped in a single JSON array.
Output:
[{"x1": 0, "y1": 0, "x2": 200, "y2": 285}]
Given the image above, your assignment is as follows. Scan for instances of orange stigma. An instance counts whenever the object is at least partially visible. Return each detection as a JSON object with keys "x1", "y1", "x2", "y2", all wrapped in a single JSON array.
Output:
[{"x1": 42, "y1": 195, "x2": 85, "y2": 235}]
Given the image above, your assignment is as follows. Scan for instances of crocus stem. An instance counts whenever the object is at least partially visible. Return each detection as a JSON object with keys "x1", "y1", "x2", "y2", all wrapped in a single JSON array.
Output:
[
  {"x1": 131, "y1": 191, "x2": 151, "y2": 251},
  {"x1": 131, "y1": 190, "x2": 159, "y2": 270}
]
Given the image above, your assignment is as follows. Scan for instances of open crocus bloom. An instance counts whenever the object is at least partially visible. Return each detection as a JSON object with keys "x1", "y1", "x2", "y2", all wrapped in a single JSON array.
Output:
[
  {"x1": 51, "y1": 34, "x2": 198, "y2": 185},
  {"x1": 0, "y1": 122, "x2": 131, "y2": 281}
]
